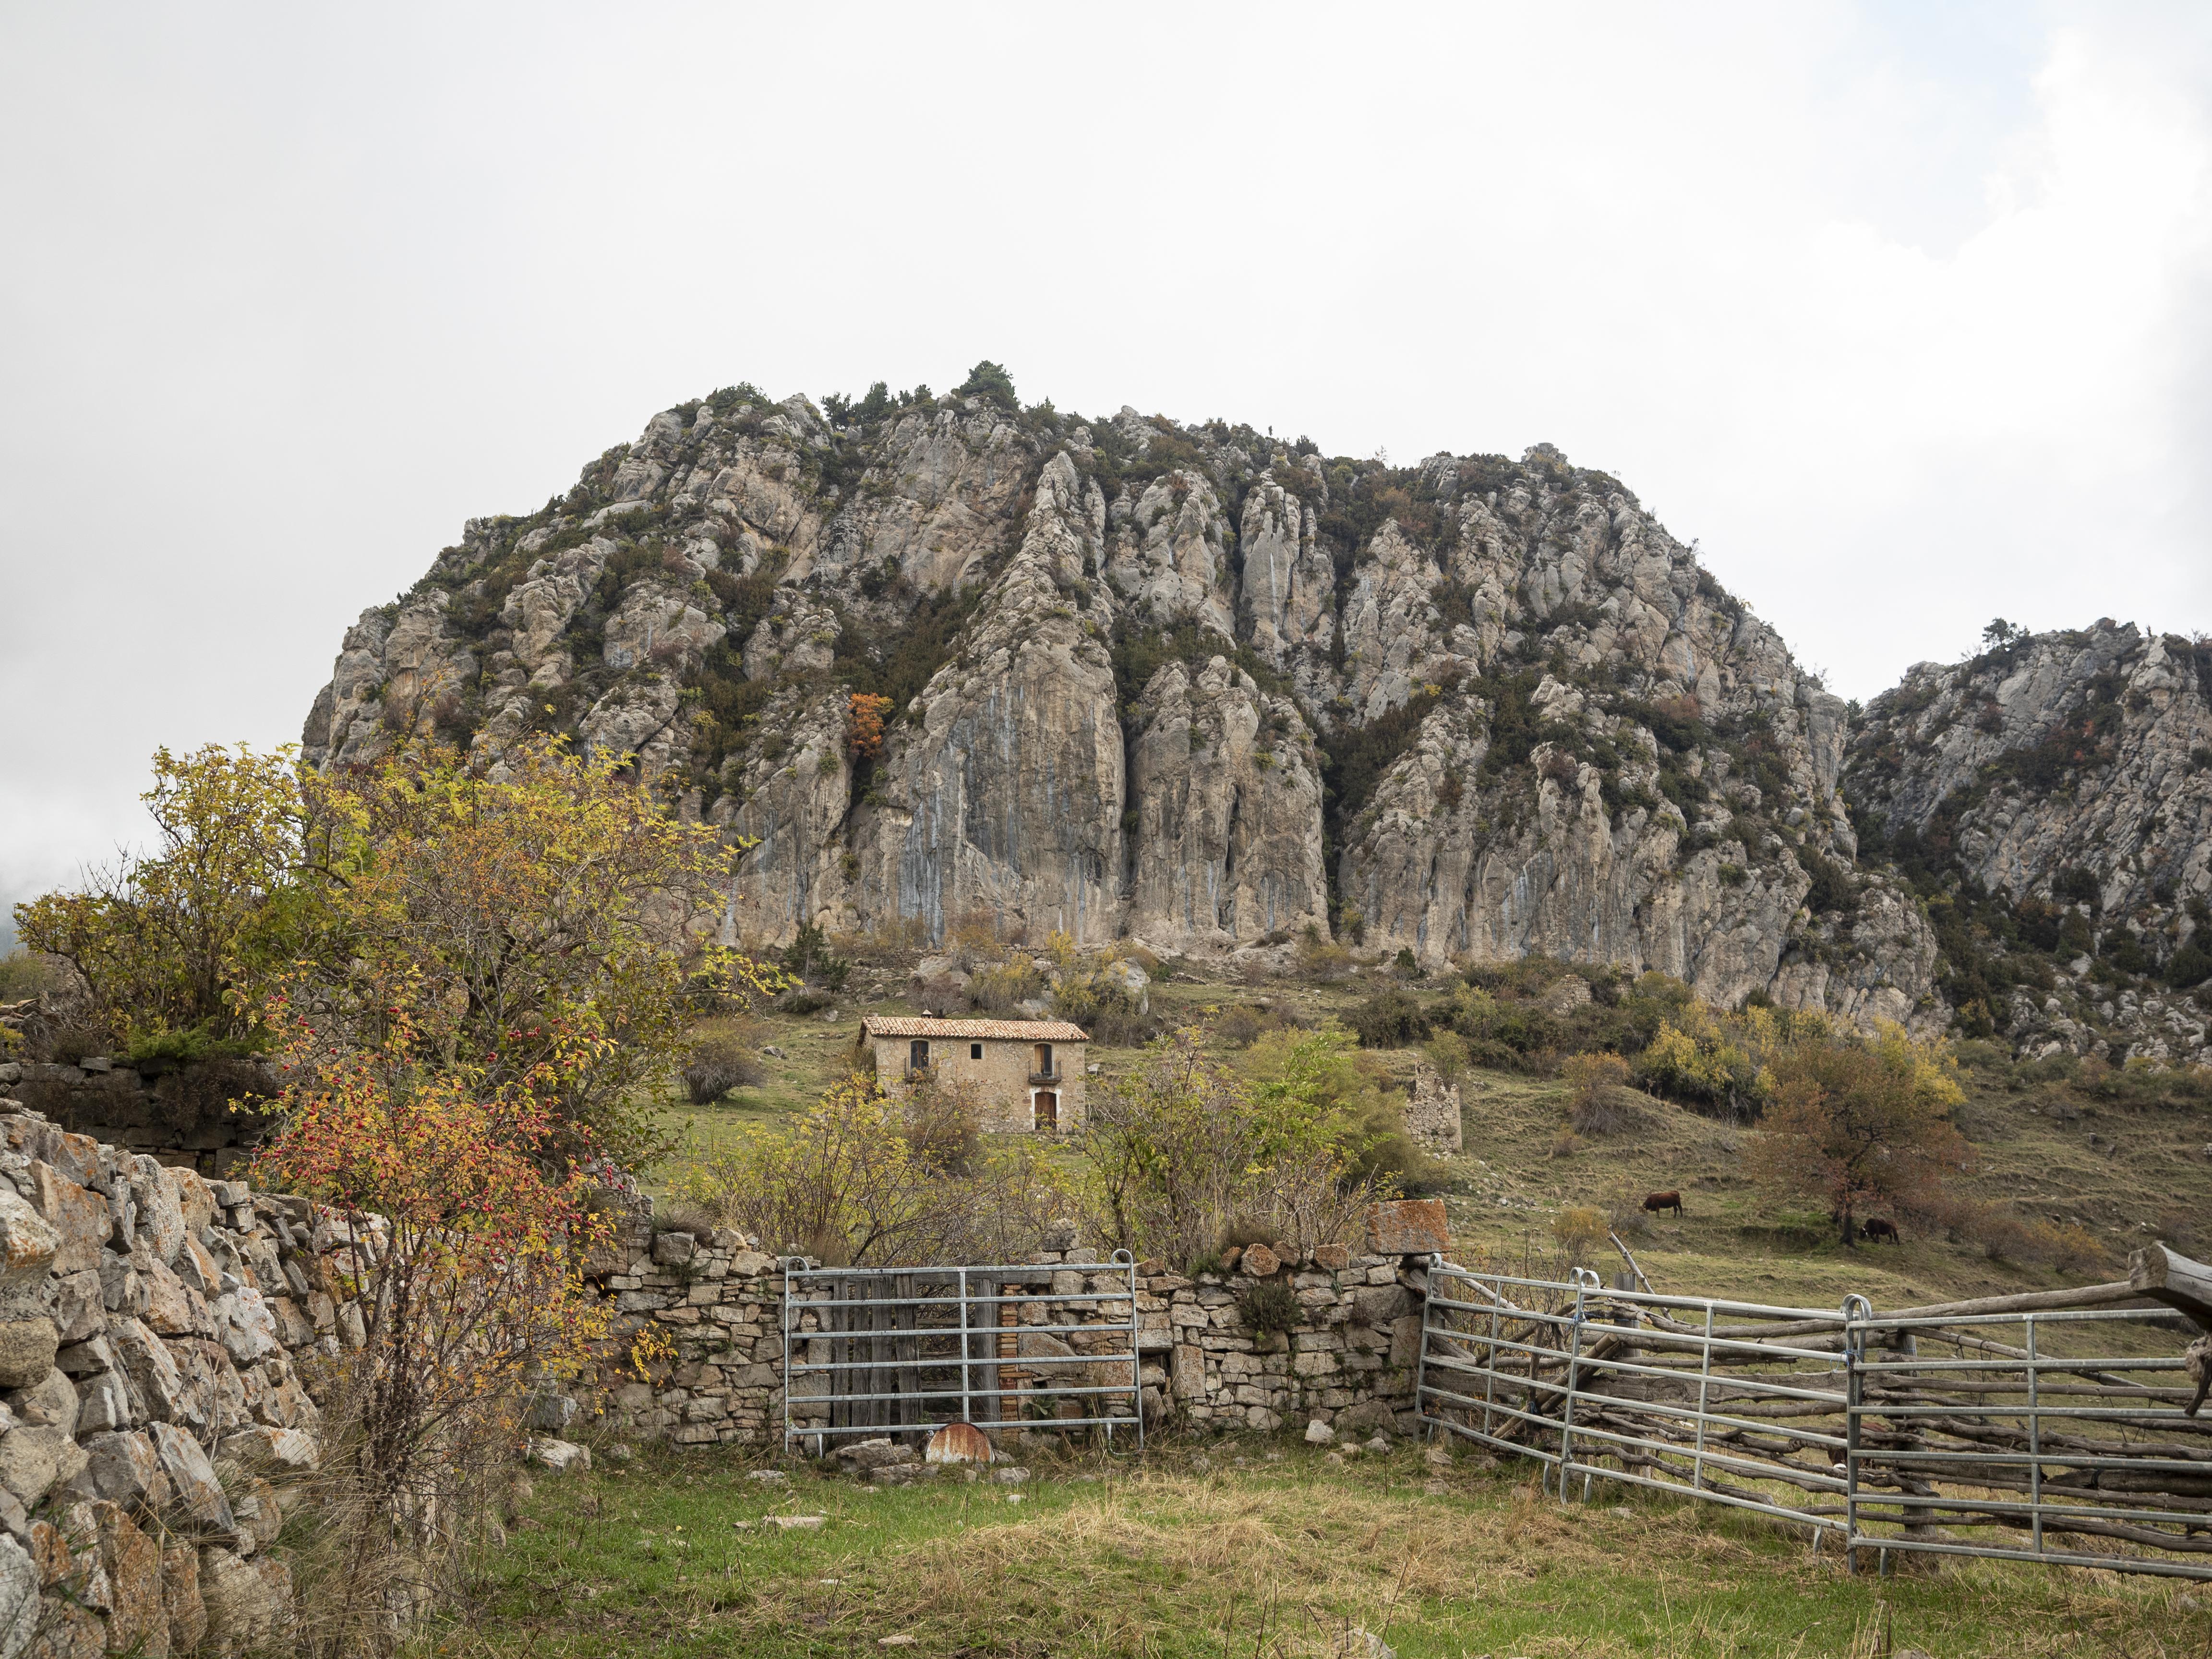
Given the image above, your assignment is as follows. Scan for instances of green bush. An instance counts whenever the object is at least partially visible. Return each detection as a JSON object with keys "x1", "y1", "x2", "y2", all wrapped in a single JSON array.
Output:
[
  {"x1": 1235, "y1": 1277, "x2": 1303, "y2": 1336},
  {"x1": 1348, "y1": 987, "x2": 1429, "y2": 1048}
]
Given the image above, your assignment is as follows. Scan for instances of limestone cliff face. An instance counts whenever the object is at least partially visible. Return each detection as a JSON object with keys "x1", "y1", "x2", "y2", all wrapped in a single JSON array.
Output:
[
  {"x1": 305, "y1": 376, "x2": 1949, "y2": 1025},
  {"x1": 1844, "y1": 623, "x2": 2212, "y2": 1061}
]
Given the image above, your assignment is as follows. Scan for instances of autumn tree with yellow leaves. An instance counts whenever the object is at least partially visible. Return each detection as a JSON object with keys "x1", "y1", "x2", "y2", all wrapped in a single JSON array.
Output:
[{"x1": 1745, "y1": 1021, "x2": 1973, "y2": 1247}]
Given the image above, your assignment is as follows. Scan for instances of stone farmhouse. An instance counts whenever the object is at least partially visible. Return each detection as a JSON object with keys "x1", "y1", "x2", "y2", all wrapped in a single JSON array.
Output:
[{"x1": 861, "y1": 1015, "x2": 1089, "y2": 1132}]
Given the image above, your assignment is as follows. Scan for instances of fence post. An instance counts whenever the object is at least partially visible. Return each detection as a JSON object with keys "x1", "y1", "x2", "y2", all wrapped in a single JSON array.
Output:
[
  {"x1": 957, "y1": 1267, "x2": 972, "y2": 1428},
  {"x1": 1483, "y1": 1275, "x2": 1501, "y2": 1442},
  {"x1": 2026, "y1": 1314, "x2": 2043, "y2": 1558},
  {"x1": 1692, "y1": 1300, "x2": 1714, "y2": 1493},
  {"x1": 1122, "y1": 1250, "x2": 1143, "y2": 1453},
  {"x1": 780, "y1": 1259, "x2": 793, "y2": 1456},
  {"x1": 1559, "y1": 1267, "x2": 1597, "y2": 1502},
  {"x1": 1840, "y1": 1293, "x2": 1871, "y2": 1573},
  {"x1": 1413, "y1": 1253, "x2": 1438, "y2": 1440}
]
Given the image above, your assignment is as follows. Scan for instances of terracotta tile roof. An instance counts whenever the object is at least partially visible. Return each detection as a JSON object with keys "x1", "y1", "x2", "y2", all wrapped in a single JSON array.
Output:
[{"x1": 861, "y1": 1016, "x2": 1091, "y2": 1042}]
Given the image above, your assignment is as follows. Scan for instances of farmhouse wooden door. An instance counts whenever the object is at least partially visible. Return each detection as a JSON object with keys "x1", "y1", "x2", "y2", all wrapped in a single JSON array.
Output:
[{"x1": 1034, "y1": 1090, "x2": 1058, "y2": 1130}]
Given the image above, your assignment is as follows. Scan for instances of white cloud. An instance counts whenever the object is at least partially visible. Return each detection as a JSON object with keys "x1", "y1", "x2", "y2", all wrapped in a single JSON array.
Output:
[{"x1": 1, "y1": 1, "x2": 2207, "y2": 906}]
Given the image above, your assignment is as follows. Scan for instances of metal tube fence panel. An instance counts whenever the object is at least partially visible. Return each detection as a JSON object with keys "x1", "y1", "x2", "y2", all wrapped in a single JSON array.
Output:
[
  {"x1": 1414, "y1": 1265, "x2": 2212, "y2": 1582},
  {"x1": 780, "y1": 1256, "x2": 1146, "y2": 1451},
  {"x1": 1842, "y1": 1303, "x2": 2212, "y2": 1580}
]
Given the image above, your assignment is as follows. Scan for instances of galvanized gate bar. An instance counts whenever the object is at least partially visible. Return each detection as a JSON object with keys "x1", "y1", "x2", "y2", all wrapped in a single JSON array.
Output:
[
  {"x1": 781, "y1": 1254, "x2": 1144, "y2": 1453},
  {"x1": 1418, "y1": 1262, "x2": 2212, "y2": 1583}
]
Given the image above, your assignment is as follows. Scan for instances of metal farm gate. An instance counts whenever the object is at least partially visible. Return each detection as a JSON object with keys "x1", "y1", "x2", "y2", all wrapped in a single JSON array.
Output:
[
  {"x1": 1417, "y1": 1262, "x2": 2212, "y2": 1581},
  {"x1": 781, "y1": 1256, "x2": 1144, "y2": 1453}
]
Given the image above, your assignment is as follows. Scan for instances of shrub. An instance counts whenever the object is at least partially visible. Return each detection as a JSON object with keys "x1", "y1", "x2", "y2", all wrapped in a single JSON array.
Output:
[
  {"x1": 1294, "y1": 932, "x2": 1354, "y2": 982},
  {"x1": 251, "y1": 1010, "x2": 615, "y2": 1654},
  {"x1": 1082, "y1": 1031, "x2": 1391, "y2": 1268},
  {"x1": 912, "y1": 971, "x2": 967, "y2": 1012},
  {"x1": 683, "y1": 1037, "x2": 765, "y2": 1104},
  {"x1": 1552, "y1": 1204, "x2": 1608, "y2": 1262},
  {"x1": 846, "y1": 691, "x2": 893, "y2": 759},
  {"x1": 1441, "y1": 983, "x2": 1561, "y2": 1064},
  {"x1": 1348, "y1": 987, "x2": 1430, "y2": 1048},
  {"x1": 783, "y1": 920, "x2": 851, "y2": 990},
  {"x1": 1393, "y1": 947, "x2": 1420, "y2": 978},
  {"x1": 1635, "y1": 1008, "x2": 1761, "y2": 1115},
  {"x1": 149, "y1": 1056, "x2": 276, "y2": 1134},
  {"x1": 1563, "y1": 1052, "x2": 1643, "y2": 1135},
  {"x1": 0, "y1": 951, "x2": 56, "y2": 1003},
  {"x1": 674, "y1": 1074, "x2": 1072, "y2": 1265},
  {"x1": 1603, "y1": 1182, "x2": 1652, "y2": 1238},
  {"x1": 14, "y1": 744, "x2": 309, "y2": 1050},
  {"x1": 1219, "y1": 1216, "x2": 1278, "y2": 1250},
  {"x1": 1236, "y1": 1277, "x2": 1303, "y2": 1336},
  {"x1": 289, "y1": 735, "x2": 786, "y2": 1166},
  {"x1": 967, "y1": 958, "x2": 1046, "y2": 1014},
  {"x1": 1213, "y1": 1004, "x2": 1272, "y2": 1048},
  {"x1": 1423, "y1": 1030, "x2": 1471, "y2": 1082},
  {"x1": 1051, "y1": 972, "x2": 1153, "y2": 1046}
]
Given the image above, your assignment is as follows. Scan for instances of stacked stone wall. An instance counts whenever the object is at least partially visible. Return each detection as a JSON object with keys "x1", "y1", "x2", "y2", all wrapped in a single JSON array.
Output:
[
  {"x1": 0, "y1": 1086, "x2": 339, "y2": 1657},
  {"x1": 583, "y1": 1205, "x2": 1449, "y2": 1447},
  {"x1": 0, "y1": 1053, "x2": 266, "y2": 1179}
]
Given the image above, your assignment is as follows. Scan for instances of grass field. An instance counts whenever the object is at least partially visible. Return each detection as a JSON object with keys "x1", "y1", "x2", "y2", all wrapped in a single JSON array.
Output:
[{"x1": 447, "y1": 1437, "x2": 2208, "y2": 1658}]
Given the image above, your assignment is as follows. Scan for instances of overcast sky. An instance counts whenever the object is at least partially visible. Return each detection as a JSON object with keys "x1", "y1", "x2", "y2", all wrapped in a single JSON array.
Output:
[{"x1": 4, "y1": 1, "x2": 2210, "y2": 944}]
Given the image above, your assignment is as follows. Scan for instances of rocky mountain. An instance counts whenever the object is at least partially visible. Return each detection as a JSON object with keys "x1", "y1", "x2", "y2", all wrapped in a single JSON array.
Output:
[
  {"x1": 1843, "y1": 621, "x2": 2212, "y2": 1063},
  {"x1": 307, "y1": 367, "x2": 1960, "y2": 1026}
]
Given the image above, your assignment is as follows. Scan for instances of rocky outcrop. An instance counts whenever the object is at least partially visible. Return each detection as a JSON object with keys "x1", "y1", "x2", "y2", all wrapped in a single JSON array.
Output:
[
  {"x1": 1845, "y1": 622, "x2": 2212, "y2": 1059},
  {"x1": 301, "y1": 375, "x2": 1955, "y2": 1020},
  {"x1": 1124, "y1": 658, "x2": 1328, "y2": 947}
]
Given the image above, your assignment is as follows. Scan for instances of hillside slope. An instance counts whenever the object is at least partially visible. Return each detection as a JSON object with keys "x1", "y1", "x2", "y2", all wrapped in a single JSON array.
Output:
[{"x1": 307, "y1": 371, "x2": 1944, "y2": 1018}]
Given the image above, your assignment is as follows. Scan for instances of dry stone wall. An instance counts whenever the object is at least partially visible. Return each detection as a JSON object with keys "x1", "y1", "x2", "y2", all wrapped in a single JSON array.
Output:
[
  {"x1": 0, "y1": 1092, "x2": 333, "y2": 1658},
  {"x1": 579, "y1": 1204, "x2": 1450, "y2": 1447},
  {"x1": 0, "y1": 1051, "x2": 268, "y2": 1179}
]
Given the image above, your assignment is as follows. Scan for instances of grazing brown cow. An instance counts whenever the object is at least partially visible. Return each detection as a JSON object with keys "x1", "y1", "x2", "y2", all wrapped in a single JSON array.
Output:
[
  {"x1": 1642, "y1": 1190, "x2": 1684, "y2": 1218},
  {"x1": 1861, "y1": 1217, "x2": 1901, "y2": 1245}
]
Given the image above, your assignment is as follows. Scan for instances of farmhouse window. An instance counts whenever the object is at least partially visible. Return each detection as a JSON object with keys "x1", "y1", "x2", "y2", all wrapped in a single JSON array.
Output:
[
  {"x1": 970, "y1": 1043, "x2": 984, "y2": 1059},
  {"x1": 910, "y1": 1039, "x2": 930, "y2": 1071}
]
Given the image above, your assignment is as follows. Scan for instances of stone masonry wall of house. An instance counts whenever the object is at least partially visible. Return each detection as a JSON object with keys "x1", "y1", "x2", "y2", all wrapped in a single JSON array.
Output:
[
  {"x1": 866, "y1": 1034, "x2": 1088, "y2": 1134},
  {"x1": 578, "y1": 1202, "x2": 1451, "y2": 1448}
]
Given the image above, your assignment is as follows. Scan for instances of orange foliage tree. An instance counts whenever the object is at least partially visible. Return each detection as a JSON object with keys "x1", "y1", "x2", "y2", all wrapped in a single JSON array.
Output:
[
  {"x1": 252, "y1": 989, "x2": 619, "y2": 1647},
  {"x1": 846, "y1": 692, "x2": 893, "y2": 760}
]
